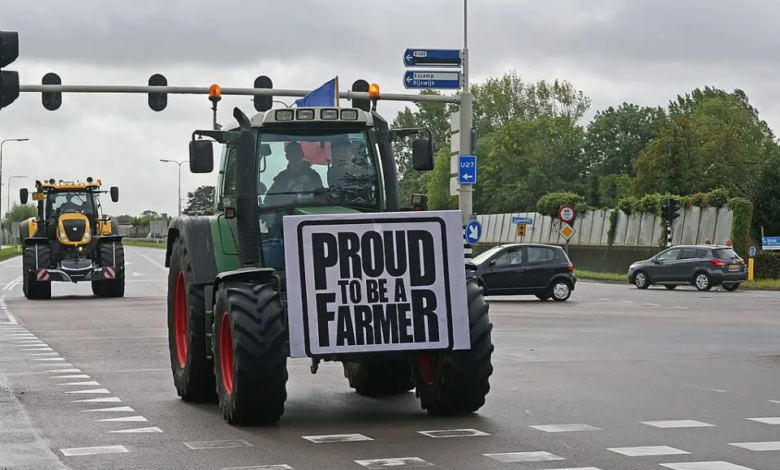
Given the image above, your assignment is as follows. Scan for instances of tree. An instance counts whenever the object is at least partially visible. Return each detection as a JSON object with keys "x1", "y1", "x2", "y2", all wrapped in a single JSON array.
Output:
[
  {"x1": 748, "y1": 149, "x2": 780, "y2": 240},
  {"x1": 4, "y1": 203, "x2": 37, "y2": 227},
  {"x1": 114, "y1": 214, "x2": 134, "y2": 225},
  {"x1": 182, "y1": 186, "x2": 215, "y2": 215}
]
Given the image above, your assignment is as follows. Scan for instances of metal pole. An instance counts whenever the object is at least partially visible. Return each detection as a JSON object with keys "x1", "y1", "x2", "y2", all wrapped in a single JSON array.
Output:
[
  {"x1": 7, "y1": 175, "x2": 27, "y2": 214},
  {"x1": 459, "y1": 0, "x2": 474, "y2": 228},
  {"x1": 0, "y1": 139, "x2": 30, "y2": 236},
  {"x1": 160, "y1": 159, "x2": 185, "y2": 216}
]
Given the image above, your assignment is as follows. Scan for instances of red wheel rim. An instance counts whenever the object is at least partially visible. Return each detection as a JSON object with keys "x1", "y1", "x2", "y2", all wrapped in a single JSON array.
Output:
[
  {"x1": 219, "y1": 311, "x2": 234, "y2": 395},
  {"x1": 173, "y1": 271, "x2": 188, "y2": 369},
  {"x1": 417, "y1": 353, "x2": 438, "y2": 385}
]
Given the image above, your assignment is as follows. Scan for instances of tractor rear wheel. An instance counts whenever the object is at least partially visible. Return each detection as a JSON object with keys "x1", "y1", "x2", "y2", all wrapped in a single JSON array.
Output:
[
  {"x1": 167, "y1": 237, "x2": 217, "y2": 403},
  {"x1": 213, "y1": 280, "x2": 288, "y2": 426},
  {"x1": 343, "y1": 360, "x2": 415, "y2": 397},
  {"x1": 414, "y1": 277, "x2": 494, "y2": 415},
  {"x1": 22, "y1": 245, "x2": 52, "y2": 300},
  {"x1": 92, "y1": 242, "x2": 125, "y2": 298}
]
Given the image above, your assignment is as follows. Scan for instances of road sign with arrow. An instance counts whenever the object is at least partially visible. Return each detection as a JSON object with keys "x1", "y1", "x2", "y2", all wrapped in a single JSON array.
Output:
[
  {"x1": 403, "y1": 48, "x2": 462, "y2": 68},
  {"x1": 458, "y1": 154, "x2": 477, "y2": 184},
  {"x1": 465, "y1": 219, "x2": 482, "y2": 246}
]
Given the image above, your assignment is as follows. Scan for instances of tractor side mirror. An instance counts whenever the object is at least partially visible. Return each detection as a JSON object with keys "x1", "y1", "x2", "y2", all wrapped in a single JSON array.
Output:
[
  {"x1": 19, "y1": 188, "x2": 28, "y2": 205},
  {"x1": 189, "y1": 140, "x2": 214, "y2": 173},
  {"x1": 110, "y1": 186, "x2": 119, "y2": 203},
  {"x1": 412, "y1": 139, "x2": 434, "y2": 171}
]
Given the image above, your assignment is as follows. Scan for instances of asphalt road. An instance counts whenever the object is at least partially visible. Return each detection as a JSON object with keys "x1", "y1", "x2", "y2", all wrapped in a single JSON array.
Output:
[{"x1": 1, "y1": 247, "x2": 779, "y2": 470}]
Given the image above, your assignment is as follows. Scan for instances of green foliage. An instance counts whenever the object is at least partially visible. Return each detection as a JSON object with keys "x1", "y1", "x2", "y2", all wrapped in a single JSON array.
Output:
[
  {"x1": 4, "y1": 203, "x2": 37, "y2": 225},
  {"x1": 728, "y1": 197, "x2": 753, "y2": 258},
  {"x1": 595, "y1": 174, "x2": 632, "y2": 208},
  {"x1": 536, "y1": 191, "x2": 587, "y2": 218},
  {"x1": 607, "y1": 210, "x2": 619, "y2": 247},
  {"x1": 754, "y1": 252, "x2": 780, "y2": 279},
  {"x1": 183, "y1": 186, "x2": 215, "y2": 216},
  {"x1": 747, "y1": 148, "x2": 780, "y2": 241},
  {"x1": 426, "y1": 148, "x2": 458, "y2": 210}
]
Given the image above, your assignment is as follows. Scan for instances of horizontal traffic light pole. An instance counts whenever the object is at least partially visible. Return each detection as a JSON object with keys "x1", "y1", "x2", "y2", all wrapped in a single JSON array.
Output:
[{"x1": 18, "y1": 84, "x2": 462, "y2": 104}]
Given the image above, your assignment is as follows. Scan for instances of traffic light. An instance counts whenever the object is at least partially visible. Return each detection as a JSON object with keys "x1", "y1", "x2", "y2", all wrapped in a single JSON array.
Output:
[
  {"x1": 148, "y1": 73, "x2": 167, "y2": 111},
  {"x1": 0, "y1": 30, "x2": 20, "y2": 111},
  {"x1": 41, "y1": 72, "x2": 62, "y2": 110},
  {"x1": 352, "y1": 79, "x2": 370, "y2": 112},
  {"x1": 662, "y1": 198, "x2": 681, "y2": 222},
  {"x1": 253, "y1": 75, "x2": 273, "y2": 112}
]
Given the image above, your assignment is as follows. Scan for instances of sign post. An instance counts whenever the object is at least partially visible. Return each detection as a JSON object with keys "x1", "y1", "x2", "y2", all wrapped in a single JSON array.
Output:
[{"x1": 748, "y1": 245, "x2": 757, "y2": 281}]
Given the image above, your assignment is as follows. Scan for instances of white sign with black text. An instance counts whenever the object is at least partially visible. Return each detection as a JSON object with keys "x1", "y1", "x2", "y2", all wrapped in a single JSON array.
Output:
[{"x1": 283, "y1": 210, "x2": 470, "y2": 358}]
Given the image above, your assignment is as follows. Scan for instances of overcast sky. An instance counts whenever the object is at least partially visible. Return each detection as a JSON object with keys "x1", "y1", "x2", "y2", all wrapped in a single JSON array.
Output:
[{"x1": 2, "y1": 0, "x2": 779, "y2": 217}]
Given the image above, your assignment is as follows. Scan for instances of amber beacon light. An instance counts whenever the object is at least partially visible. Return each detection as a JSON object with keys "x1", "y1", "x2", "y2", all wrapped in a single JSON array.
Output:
[
  {"x1": 368, "y1": 83, "x2": 380, "y2": 98},
  {"x1": 209, "y1": 84, "x2": 222, "y2": 102}
]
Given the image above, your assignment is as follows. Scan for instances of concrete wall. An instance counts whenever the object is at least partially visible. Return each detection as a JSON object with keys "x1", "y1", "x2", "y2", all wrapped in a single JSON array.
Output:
[{"x1": 473, "y1": 206, "x2": 735, "y2": 273}]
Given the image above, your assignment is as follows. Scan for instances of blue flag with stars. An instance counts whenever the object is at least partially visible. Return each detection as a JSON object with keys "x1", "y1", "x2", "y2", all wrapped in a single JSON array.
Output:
[{"x1": 295, "y1": 77, "x2": 338, "y2": 107}]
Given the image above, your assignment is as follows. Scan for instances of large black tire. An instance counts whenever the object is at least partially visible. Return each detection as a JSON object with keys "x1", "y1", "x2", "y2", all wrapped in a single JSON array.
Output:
[
  {"x1": 22, "y1": 245, "x2": 52, "y2": 300},
  {"x1": 92, "y1": 242, "x2": 125, "y2": 298},
  {"x1": 343, "y1": 360, "x2": 415, "y2": 397},
  {"x1": 167, "y1": 237, "x2": 217, "y2": 403},
  {"x1": 213, "y1": 280, "x2": 288, "y2": 426},
  {"x1": 415, "y1": 277, "x2": 494, "y2": 415}
]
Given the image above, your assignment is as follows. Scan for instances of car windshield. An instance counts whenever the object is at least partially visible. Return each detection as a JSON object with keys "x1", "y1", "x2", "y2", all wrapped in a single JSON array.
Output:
[
  {"x1": 45, "y1": 191, "x2": 95, "y2": 219},
  {"x1": 713, "y1": 248, "x2": 740, "y2": 260},
  {"x1": 254, "y1": 129, "x2": 381, "y2": 210},
  {"x1": 471, "y1": 246, "x2": 504, "y2": 265}
]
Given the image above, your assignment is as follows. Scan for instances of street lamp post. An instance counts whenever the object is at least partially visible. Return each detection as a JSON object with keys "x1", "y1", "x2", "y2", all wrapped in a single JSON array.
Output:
[
  {"x1": 159, "y1": 159, "x2": 186, "y2": 216},
  {"x1": 0, "y1": 138, "x2": 30, "y2": 238},
  {"x1": 7, "y1": 175, "x2": 27, "y2": 213}
]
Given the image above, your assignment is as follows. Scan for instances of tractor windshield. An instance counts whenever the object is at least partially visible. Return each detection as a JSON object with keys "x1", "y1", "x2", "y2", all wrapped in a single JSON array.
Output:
[
  {"x1": 45, "y1": 190, "x2": 96, "y2": 220},
  {"x1": 254, "y1": 129, "x2": 381, "y2": 210}
]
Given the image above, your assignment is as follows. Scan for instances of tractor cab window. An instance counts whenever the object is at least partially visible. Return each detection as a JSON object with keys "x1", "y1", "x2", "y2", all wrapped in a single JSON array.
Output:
[{"x1": 46, "y1": 191, "x2": 95, "y2": 219}]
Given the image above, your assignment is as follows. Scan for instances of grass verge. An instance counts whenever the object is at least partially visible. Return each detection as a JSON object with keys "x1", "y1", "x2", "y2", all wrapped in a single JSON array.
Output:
[
  {"x1": 0, "y1": 246, "x2": 22, "y2": 262},
  {"x1": 575, "y1": 269, "x2": 780, "y2": 291},
  {"x1": 123, "y1": 239, "x2": 166, "y2": 249}
]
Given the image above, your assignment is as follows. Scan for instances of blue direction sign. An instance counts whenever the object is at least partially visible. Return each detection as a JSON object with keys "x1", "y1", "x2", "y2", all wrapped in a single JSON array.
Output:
[
  {"x1": 403, "y1": 48, "x2": 462, "y2": 68},
  {"x1": 465, "y1": 220, "x2": 482, "y2": 246},
  {"x1": 762, "y1": 236, "x2": 780, "y2": 251},
  {"x1": 512, "y1": 216, "x2": 534, "y2": 225},
  {"x1": 403, "y1": 70, "x2": 462, "y2": 90},
  {"x1": 458, "y1": 154, "x2": 477, "y2": 184}
]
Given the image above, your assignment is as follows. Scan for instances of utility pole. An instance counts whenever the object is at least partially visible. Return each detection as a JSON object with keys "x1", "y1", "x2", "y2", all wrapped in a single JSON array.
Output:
[
  {"x1": 458, "y1": 0, "x2": 474, "y2": 247},
  {"x1": 159, "y1": 159, "x2": 185, "y2": 216},
  {"x1": 0, "y1": 138, "x2": 29, "y2": 228},
  {"x1": 7, "y1": 175, "x2": 26, "y2": 213}
]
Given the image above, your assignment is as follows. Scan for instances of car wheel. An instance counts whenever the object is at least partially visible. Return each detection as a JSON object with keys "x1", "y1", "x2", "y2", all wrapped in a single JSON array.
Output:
[
  {"x1": 551, "y1": 281, "x2": 571, "y2": 302},
  {"x1": 665, "y1": 285, "x2": 677, "y2": 290},
  {"x1": 633, "y1": 271, "x2": 649, "y2": 289},
  {"x1": 722, "y1": 282, "x2": 739, "y2": 292},
  {"x1": 694, "y1": 272, "x2": 712, "y2": 291}
]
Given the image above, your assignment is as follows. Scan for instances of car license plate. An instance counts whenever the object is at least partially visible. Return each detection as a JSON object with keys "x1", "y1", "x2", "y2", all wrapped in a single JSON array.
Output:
[{"x1": 729, "y1": 264, "x2": 739, "y2": 269}]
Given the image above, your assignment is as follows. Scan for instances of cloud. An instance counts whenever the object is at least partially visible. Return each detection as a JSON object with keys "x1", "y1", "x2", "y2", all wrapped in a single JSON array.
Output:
[{"x1": 2, "y1": 0, "x2": 778, "y2": 216}]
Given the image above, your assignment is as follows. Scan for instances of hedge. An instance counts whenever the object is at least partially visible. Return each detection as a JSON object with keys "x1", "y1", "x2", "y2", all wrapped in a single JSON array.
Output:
[{"x1": 755, "y1": 251, "x2": 780, "y2": 279}]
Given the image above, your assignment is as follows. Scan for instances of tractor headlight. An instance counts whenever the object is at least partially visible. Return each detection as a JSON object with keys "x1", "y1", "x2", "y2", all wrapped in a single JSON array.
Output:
[
  {"x1": 58, "y1": 226, "x2": 67, "y2": 242},
  {"x1": 83, "y1": 231, "x2": 91, "y2": 242}
]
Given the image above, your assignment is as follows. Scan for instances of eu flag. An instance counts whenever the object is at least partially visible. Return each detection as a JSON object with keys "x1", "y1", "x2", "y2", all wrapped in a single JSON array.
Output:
[{"x1": 295, "y1": 77, "x2": 338, "y2": 107}]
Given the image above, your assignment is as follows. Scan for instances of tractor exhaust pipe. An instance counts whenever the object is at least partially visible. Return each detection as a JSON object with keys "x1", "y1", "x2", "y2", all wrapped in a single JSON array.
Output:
[{"x1": 232, "y1": 107, "x2": 261, "y2": 268}]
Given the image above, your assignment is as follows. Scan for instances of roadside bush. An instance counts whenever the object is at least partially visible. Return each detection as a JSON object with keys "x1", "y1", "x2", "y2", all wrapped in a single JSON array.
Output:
[
  {"x1": 536, "y1": 191, "x2": 588, "y2": 218},
  {"x1": 754, "y1": 251, "x2": 780, "y2": 279}
]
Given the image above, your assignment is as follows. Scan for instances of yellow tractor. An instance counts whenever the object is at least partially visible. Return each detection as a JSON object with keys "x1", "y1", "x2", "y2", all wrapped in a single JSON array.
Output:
[{"x1": 18, "y1": 177, "x2": 125, "y2": 299}]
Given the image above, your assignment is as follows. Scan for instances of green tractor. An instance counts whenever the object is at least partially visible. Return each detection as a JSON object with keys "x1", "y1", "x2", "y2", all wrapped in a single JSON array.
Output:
[{"x1": 164, "y1": 79, "x2": 494, "y2": 425}]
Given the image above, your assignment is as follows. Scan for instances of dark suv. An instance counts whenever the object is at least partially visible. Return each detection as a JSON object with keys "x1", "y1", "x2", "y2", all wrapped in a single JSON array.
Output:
[
  {"x1": 467, "y1": 243, "x2": 577, "y2": 301},
  {"x1": 627, "y1": 244, "x2": 747, "y2": 291}
]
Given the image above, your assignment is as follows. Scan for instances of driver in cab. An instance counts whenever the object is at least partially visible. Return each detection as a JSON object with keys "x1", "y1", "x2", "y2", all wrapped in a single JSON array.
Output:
[
  {"x1": 264, "y1": 141, "x2": 324, "y2": 205},
  {"x1": 59, "y1": 194, "x2": 85, "y2": 213}
]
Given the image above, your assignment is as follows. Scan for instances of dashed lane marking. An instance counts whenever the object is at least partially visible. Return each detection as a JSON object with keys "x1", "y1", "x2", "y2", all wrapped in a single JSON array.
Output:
[
  {"x1": 302, "y1": 433, "x2": 373, "y2": 443},
  {"x1": 641, "y1": 420, "x2": 715, "y2": 428},
  {"x1": 22, "y1": 347, "x2": 54, "y2": 351},
  {"x1": 59, "y1": 445, "x2": 129, "y2": 457},
  {"x1": 417, "y1": 429, "x2": 490, "y2": 438},
  {"x1": 729, "y1": 441, "x2": 780, "y2": 451},
  {"x1": 83, "y1": 406, "x2": 134, "y2": 412},
  {"x1": 47, "y1": 368, "x2": 81, "y2": 373},
  {"x1": 34, "y1": 357, "x2": 66, "y2": 361},
  {"x1": 530, "y1": 424, "x2": 602, "y2": 433},
  {"x1": 746, "y1": 417, "x2": 780, "y2": 425},
  {"x1": 222, "y1": 466, "x2": 293, "y2": 470},
  {"x1": 108, "y1": 426, "x2": 163, "y2": 433},
  {"x1": 660, "y1": 462, "x2": 755, "y2": 469},
  {"x1": 354, "y1": 457, "x2": 433, "y2": 469},
  {"x1": 73, "y1": 397, "x2": 122, "y2": 403},
  {"x1": 184, "y1": 439, "x2": 252, "y2": 450},
  {"x1": 96, "y1": 415, "x2": 148, "y2": 422},
  {"x1": 65, "y1": 388, "x2": 111, "y2": 394},
  {"x1": 139, "y1": 252, "x2": 167, "y2": 271},
  {"x1": 607, "y1": 446, "x2": 690, "y2": 456},
  {"x1": 51, "y1": 374, "x2": 91, "y2": 379},
  {"x1": 58, "y1": 381, "x2": 101, "y2": 386},
  {"x1": 484, "y1": 451, "x2": 564, "y2": 462}
]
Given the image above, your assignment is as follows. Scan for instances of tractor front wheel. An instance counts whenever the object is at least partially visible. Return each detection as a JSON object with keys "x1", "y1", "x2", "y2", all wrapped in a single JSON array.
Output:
[
  {"x1": 213, "y1": 280, "x2": 288, "y2": 426},
  {"x1": 22, "y1": 245, "x2": 52, "y2": 300},
  {"x1": 414, "y1": 277, "x2": 494, "y2": 415},
  {"x1": 167, "y1": 237, "x2": 216, "y2": 402},
  {"x1": 92, "y1": 242, "x2": 125, "y2": 298}
]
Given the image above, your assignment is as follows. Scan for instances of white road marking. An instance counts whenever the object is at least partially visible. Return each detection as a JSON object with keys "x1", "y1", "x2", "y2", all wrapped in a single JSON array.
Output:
[
  {"x1": 59, "y1": 445, "x2": 129, "y2": 457},
  {"x1": 685, "y1": 384, "x2": 727, "y2": 393},
  {"x1": 641, "y1": 420, "x2": 715, "y2": 428},
  {"x1": 302, "y1": 433, "x2": 373, "y2": 443},
  {"x1": 73, "y1": 397, "x2": 122, "y2": 403},
  {"x1": 28, "y1": 352, "x2": 59, "y2": 356},
  {"x1": 417, "y1": 428, "x2": 490, "y2": 438},
  {"x1": 620, "y1": 300, "x2": 634, "y2": 304},
  {"x1": 730, "y1": 441, "x2": 780, "y2": 451},
  {"x1": 354, "y1": 457, "x2": 433, "y2": 469},
  {"x1": 769, "y1": 400, "x2": 780, "y2": 404},
  {"x1": 83, "y1": 406, "x2": 134, "y2": 412},
  {"x1": 660, "y1": 462, "x2": 755, "y2": 469},
  {"x1": 530, "y1": 424, "x2": 601, "y2": 432},
  {"x1": 22, "y1": 347, "x2": 53, "y2": 351},
  {"x1": 58, "y1": 381, "x2": 101, "y2": 386},
  {"x1": 674, "y1": 306, "x2": 689, "y2": 310},
  {"x1": 184, "y1": 439, "x2": 252, "y2": 450},
  {"x1": 34, "y1": 357, "x2": 65, "y2": 361},
  {"x1": 51, "y1": 374, "x2": 91, "y2": 379},
  {"x1": 139, "y1": 252, "x2": 167, "y2": 271},
  {"x1": 108, "y1": 426, "x2": 163, "y2": 433},
  {"x1": 484, "y1": 451, "x2": 564, "y2": 462},
  {"x1": 608, "y1": 446, "x2": 690, "y2": 456},
  {"x1": 65, "y1": 388, "x2": 111, "y2": 394},
  {"x1": 222, "y1": 466, "x2": 293, "y2": 470},
  {"x1": 97, "y1": 415, "x2": 147, "y2": 422},
  {"x1": 0, "y1": 295, "x2": 17, "y2": 323},
  {"x1": 641, "y1": 303, "x2": 660, "y2": 307},
  {"x1": 47, "y1": 368, "x2": 80, "y2": 373},
  {"x1": 746, "y1": 417, "x2": 780, "y2": 425}
]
